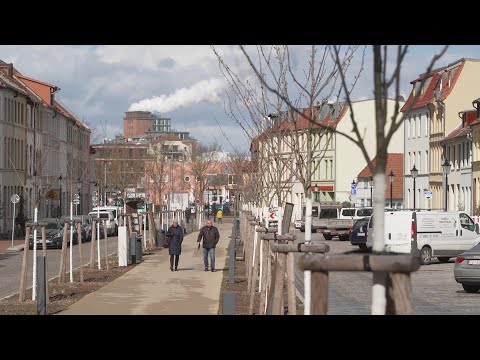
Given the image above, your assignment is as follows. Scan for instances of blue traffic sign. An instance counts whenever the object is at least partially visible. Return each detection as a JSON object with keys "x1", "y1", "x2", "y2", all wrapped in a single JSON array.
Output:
[{"x1": 351, "y1": 183, "x2": 357, "y2": 196}]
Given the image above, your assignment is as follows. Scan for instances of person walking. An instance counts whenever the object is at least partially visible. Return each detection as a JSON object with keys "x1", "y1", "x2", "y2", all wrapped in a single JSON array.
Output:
[
  {"x1": 166, "y1": 220, "x2": 184, "y2": 271},
  {"x1": 197, "y1": 219, "x2": 220, "y2": 272},
  {"x1": 185, "y1": 207, "x2": 191, "y2": 224},
  {"x1": 216, "y1": 208, "x2": 223, "y2": 224}
]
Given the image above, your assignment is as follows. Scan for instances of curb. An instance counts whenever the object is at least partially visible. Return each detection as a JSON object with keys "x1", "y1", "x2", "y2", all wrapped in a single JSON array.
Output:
[{"x1": 5, "y1": 244, "x2": 24, "y2": 252}]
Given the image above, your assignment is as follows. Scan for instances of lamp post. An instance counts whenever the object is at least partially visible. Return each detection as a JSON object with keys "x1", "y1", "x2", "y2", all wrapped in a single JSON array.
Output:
[
  {"x1": 442, "y1": 159, "x2": 451, "y2": 211},
  {"x1": 411, "y1": 165, "x2": 418, "y2": 211},
  {"x1": 58, "y1": 175, "x2": 63, "y2": 217},
  {"x1": 369, "y1": 177, "x2": 373, "y2": 207},
  {"x1": 76, "y1": 179, "x2": 81, "y2": 215},
  {"x1": 207, "y1": 186, "x2": 210, "y2": 220},
  {"x1": 389, "y1": 170, "x2": 395, "y2": 209},
  {"x1": 94, "y1": 182, "x2": 101, "y2": 270}
]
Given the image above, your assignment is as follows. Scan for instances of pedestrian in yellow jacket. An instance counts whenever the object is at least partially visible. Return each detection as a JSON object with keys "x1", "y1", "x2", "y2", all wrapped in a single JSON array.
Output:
[{"x1": 216, "y1": 209, "x2": 223, "y2": 224}]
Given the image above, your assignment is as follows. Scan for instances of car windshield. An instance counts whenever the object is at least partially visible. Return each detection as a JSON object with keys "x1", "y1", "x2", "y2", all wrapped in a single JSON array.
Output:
[
  {"x1": 46, "y1": 222, "x2": 58, "y2": 229},
  {"x1": 319, "y1": 208, "x2": 337, "y2": 219},
  {"x1": 357, "y1": 208, "x2": 372, "y2": 217},
  {"x1": 342, "y1": 209, "x2": 355, "y2": 217}
]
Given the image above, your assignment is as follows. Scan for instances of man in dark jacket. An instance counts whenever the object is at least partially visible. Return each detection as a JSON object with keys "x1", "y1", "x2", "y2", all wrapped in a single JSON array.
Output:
[{"x1": 197, "y1": 219, "x2": 220, "y2": 272}]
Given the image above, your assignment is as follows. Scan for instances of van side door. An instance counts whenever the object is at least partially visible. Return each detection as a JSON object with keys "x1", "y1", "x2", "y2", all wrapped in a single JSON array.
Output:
[{"x1": 459, "y1": 213, "x2": 477, "y2": 252}]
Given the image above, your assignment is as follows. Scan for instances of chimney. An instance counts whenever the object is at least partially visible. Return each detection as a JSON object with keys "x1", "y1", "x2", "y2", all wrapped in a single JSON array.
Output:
[
  {"x1": 50, "y1": 92, "x2": 55, "y2": 106},
  {"x1": 7, "y1": 63, "x2": 13, "y2": 77}
]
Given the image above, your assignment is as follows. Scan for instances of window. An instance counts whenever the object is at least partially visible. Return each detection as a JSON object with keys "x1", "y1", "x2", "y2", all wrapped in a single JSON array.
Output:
[
  {"x1": 425, "y1": 113, "x2": 429, "y2": 136},
  {"x1": 425, "y1": 150, "x2": 428, "y2": 173},
  {"x1": 460, "y1": 213, "x2": 475, "y2": 232},
  {"x1": 184, "y1": 176, "x2": 190, "y2": 182},
  {"x1": 417, "y1": 116, "x2": 421, "y2": 137},
  {"x1": 412, "y1": 117, "x2": 416, "y2": 138}
]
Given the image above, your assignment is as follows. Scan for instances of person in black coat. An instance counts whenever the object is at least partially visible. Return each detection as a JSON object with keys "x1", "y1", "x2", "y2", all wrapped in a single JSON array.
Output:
[
  {"x1": 166, "y1": 220, "x2": 184, "y2": 271},
  {"x1": 197, "y1": 219, "x2": 220, "y2": 272}
]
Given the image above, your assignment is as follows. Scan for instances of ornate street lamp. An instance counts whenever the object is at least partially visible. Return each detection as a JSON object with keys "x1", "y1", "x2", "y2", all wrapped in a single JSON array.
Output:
[
  {"x1": 389, "y1": 170, "x2": 395, "y2": 209},
  {"x1": 442, "y1": 159, "x2": 451, "y2": 211},
  {"x1": 411, "y1": 165, "x2": 418, "y2": 211}
]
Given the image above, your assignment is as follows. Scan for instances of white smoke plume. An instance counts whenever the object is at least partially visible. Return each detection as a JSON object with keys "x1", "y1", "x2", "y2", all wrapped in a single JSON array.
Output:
[{"x1": 128, "y1": 78, "x2": 225, "y2": 113}]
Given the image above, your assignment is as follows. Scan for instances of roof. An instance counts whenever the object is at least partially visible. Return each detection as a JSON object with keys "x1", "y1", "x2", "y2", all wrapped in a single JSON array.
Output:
[
  {"x1": 15, "y1": 73, "x2": 59, "y2": 91},
  {"x1": 357, "y1": 153, "x2": 404, "y2": 199},
  {"x1": 442, "y1": 123, "x2": 471, "y2": 142},
  {"x1": 401, "y1": 59, "x2": 465, "y2": 112}
]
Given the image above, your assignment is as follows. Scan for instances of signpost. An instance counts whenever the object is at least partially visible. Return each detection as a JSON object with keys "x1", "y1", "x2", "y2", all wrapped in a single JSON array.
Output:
[
  {"x1": 424, "y1": 191, "x2": 432, "y2": 200},
  {"x1": 195, "y1": 197, "x2": 200, "y2": 205},
  {"x1": 11, "y1": 194, "x2": 20, "y2": 247}
]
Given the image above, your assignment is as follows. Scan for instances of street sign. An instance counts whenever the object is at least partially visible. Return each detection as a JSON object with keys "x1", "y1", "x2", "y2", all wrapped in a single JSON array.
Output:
[
  {"x1": 195, "y1": 197, "x2": 200, "y2": 205},
  {"x1": 11, "y1": 194, "x2": 20, "y2": 204},
  {"x1": 350, "y1": 183, "x2": 357, "y2": 196},
  {"x1": 268, "y1": 207, "x2": 278, "y2": 220},
  {"x1": 424, "y1": 191, "x2": 432, "y2": 200},
  {"x1": 73, "y1": 200, "x2": 80, "y2": 205}
]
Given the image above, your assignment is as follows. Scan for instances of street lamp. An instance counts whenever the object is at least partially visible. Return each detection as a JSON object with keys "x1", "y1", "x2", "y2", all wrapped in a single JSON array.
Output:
[
  {"x1": 58, "y1": 175, "x2": 63, "y2": 218},
  {"x1": 77, "y1": 179, "x2": 82, "y2": 215},
  {"x1": 207, "y1": 185, "x2": 211, "y2": 220},
  {"x1": 369, "y1": 177, "x2": 373, "y2": 207},
  {"x1": 411, "y1": 165, "x2": 418, "y2": 211},
  {"x1": 389, "y1": 170, "x2": 395, "y2": 209},
  {"x1": 442, "y1": 158, "x2": 451, "y2": 211}
]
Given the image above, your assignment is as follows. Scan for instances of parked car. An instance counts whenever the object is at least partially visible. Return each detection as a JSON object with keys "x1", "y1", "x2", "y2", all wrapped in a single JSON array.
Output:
[
  {"x1": 349, "y1": 217, "x2": 370, "y2": 249},
  {"x1": 29, "y1": 218, "x2": 63, "y2": 249},
  {"x1": 454, "y1": 242, "x2": 480, "y2": 293}
]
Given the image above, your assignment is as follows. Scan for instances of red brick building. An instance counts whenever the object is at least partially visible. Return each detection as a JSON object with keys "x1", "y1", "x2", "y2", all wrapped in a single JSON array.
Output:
[
  {"x1": 357, "y1": 153, "x2": 404, "y2": 209},
  {"x1": 123, "y1": 111, "x2": 154, "y2": 139}
]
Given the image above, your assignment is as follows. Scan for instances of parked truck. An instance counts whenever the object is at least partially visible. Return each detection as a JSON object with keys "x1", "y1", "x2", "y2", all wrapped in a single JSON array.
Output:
[{"x1": 300, "y1": 202, "x2": 372, "y2": 240}]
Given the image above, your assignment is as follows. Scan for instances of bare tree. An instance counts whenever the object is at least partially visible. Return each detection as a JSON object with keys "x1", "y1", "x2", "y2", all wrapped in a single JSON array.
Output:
[{"x1": 226, "y1": 44, "x2": 448, "y2": 314}]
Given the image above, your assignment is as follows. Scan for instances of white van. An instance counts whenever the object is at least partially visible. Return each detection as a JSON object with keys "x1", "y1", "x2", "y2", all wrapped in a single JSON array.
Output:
[
  {"x1": 88, "y1": 210, "x2": 117, "y2": 236},
  {"x1": 366, "y1": 211, "x2": 480, "y2": 265}
]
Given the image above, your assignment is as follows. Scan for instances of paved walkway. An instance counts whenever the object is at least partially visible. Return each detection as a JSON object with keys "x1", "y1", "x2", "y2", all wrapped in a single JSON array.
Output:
[{"x1": 60, "y1": 220, "x2": 233, "y2": 315}]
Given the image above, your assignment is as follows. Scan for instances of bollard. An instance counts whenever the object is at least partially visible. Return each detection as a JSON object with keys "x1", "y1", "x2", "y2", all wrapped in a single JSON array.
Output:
[
  {"x1": 229, "y1": 223, "x2": 237, "y2": 284},
  {"x1": 136, "y1": 236, "x2": 143, "y2": 262},
  {"x1": 156, "y1": 230, "x2": 165, "y2": 248},
  {"x1": 222, "y1": 291, "x2": 236, "y2": 315},
  {"x1": 130, "y1": 232, "x2": 137, "y2": 264},
  {"x1": 36, "y1": 255, "x2": 47, "y2": 315}
]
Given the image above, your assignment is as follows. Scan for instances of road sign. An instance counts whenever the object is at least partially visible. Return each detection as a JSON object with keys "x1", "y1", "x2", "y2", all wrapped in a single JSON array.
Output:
[
  {"x1": 351, "y1": 184, "x2": 357, "y2": 195},
  {"x1": 195, "y1": 197, "x2": 200, "y2": 205},
  {"x1": 268, "y1": 207, "x2": 278, "y2": 220},
  {"x1": 73, "y1": 200, "x2": 80, "y2": 205},
  {"x1": 11, "y1": 194, "x2": 20, "y2": 204},
  {"x1": 424, "y1": 191, "x2": 432, "y2": 200}
]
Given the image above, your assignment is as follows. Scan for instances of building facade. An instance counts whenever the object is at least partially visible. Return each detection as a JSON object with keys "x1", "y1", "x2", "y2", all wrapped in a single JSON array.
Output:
[{"x1": 0, "y1": 61, "x2": 91, "y2": 234}]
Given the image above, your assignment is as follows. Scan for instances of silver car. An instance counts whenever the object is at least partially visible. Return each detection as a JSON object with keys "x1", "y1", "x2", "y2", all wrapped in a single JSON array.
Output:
[{"x1": 454, "y1": 242, "x2": 480, "y2": 293}]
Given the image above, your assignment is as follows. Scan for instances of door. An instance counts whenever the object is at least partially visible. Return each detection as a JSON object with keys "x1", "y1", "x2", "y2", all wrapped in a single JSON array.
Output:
[{"x1": 459, "y1": 213, "x2": 477, "y2": 252}]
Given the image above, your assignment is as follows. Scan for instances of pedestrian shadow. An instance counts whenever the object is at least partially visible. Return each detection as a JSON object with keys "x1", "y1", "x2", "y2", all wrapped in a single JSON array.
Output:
[{"x1": 176, "y1": 267, "x2": 195, "y2": 271}]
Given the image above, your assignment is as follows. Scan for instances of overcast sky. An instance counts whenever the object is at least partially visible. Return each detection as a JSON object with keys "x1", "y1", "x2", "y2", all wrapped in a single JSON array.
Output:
[{"x1": 1, "y1": 45, "x2": 479, "y2": 152}]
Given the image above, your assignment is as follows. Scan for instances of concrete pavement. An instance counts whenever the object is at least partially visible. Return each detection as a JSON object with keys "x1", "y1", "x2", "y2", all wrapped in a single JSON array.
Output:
[{"x1": 60, "y1": 220, "x2": 232, "y2": 315}]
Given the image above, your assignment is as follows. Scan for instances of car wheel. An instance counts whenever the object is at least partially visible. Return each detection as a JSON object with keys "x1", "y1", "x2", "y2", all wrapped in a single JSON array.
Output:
[
  {"x1": 323, "y1": 234, "x2": 333, "y2": 241},
  {"x1": 438, "y1": 257, "x2": 450, "y2": 263},
  {"x1": 339, "y1": 234, "x2": 348, "y2": 241},
  {"x1": 462, "y1": 284, "x2": 480, "y2": 293},
  {"x1": 420, "y1": 246, "x2": 432, "y2": 265},
  {"x1": 359, "y1": 244, "x2": 367, "y2": 250},
  {"x1": 300, "y1": 229, "x2": 305, "y2": 233}
]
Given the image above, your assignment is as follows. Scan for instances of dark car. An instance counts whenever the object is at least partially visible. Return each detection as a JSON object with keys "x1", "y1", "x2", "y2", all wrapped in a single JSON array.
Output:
[
  {"x1": 454, "y1": 241, "x2": 480, "y2": 293},
  {"x1": 29, "y1": 218, "x2": 63, "y2": 249},
  {"x1": 349, "y1": 217, "x2": 370, "y2": 250}
]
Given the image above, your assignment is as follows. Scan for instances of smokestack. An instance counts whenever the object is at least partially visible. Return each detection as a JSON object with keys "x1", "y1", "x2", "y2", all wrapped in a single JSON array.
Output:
[
  {"x1": 7, "y1": 63, "x2": 13, "y2": 77},
  {"x1": 50, "y1": 92, "x2": 55, "y2": 106}
]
